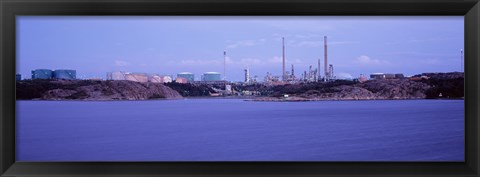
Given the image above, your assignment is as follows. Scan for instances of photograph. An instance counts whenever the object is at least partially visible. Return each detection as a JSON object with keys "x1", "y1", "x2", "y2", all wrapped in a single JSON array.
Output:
[{"x1": 15, "y1": 16, "x2": 464, "y2": 161}]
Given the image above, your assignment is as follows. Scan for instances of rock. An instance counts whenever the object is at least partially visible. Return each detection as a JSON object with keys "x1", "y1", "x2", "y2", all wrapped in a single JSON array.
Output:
[{"x1": 17, "y1": 80, "x2": 183, "y2": 100}]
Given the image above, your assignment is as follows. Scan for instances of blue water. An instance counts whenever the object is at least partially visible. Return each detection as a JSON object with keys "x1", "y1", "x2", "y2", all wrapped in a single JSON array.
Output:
[{"x1": 16, "y1": 99, "x2": 464, "y2": 161}]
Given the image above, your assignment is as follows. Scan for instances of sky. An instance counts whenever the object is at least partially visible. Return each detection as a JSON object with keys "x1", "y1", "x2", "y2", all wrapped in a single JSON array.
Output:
[{"x1": 17, "y1": 16, "x2": 464, "y2": 81}]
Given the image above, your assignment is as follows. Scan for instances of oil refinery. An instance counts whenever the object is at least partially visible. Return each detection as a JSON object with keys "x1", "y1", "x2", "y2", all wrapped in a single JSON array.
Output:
[{"x1": 23, "y1": 35, "x2": 404, "y2": 88}]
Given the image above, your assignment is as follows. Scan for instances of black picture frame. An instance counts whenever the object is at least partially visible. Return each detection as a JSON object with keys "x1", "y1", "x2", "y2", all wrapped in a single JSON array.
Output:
[{"x1": 1, "y1": 0, "x2": 479, "y2": 176}]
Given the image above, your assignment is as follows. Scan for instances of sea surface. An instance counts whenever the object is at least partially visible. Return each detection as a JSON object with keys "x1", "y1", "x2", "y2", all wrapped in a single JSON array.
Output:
[{"x1": 16, "y1": 99, "x2": 464, "y2": 161}]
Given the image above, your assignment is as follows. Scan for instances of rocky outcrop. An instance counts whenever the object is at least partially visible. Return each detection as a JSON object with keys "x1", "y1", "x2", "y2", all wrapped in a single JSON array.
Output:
[
  {"x1": 255, "y1": 78, "x2": 433, "y2": 101},
  {"x1": 356, "y1": 78, "x2": 431, "y2": 99},
  {"x1": 17, "y1": 80, "x2": 183, "y2": 100}
]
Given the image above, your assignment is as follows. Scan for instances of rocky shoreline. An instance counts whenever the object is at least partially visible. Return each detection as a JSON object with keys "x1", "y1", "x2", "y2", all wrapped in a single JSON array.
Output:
[
  {"x1": 16, "y1": 72, "x2": 464, "y2": 101},
  {"x1": 16, "y1": 80, "x2": 183, "y2": 100}
]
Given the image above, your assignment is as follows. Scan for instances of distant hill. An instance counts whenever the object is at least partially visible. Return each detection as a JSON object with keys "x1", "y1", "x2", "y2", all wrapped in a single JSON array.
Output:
[{"x1": 256, "y1": 72, "x2": 464, "y2": 101}]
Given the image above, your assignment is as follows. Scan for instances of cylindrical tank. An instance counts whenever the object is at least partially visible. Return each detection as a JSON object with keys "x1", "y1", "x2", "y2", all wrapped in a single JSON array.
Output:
[
  {"x1": 175, "y1": 77, "x2": 188, "y2": 83},
  {"x1": 202, "y1": 72, "x2": 221, "y2": 81},
  {"x1": 150, "y1": 74, "x2": 163, "y2": 83},
  {"x1": 162, "y1": 76, "x2": 173, "y2": 83},
  {"x1": 53, "y1": 69, "x2": 76, "y2": 80},
  {"x1": 177, "y1": 72, "x2": 194, "y2": 82},
  {"x1": 31, "y1": 69, "x2": 53, "y2": 79},
  {"x1": 125, "y1": 73, "x2": 148, "y2": 83},
  {"x1": 107, "y1": 71, "x2": 127, "y2": 80}
]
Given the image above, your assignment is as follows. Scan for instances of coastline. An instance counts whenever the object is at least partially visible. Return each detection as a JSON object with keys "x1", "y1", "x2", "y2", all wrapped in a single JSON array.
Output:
[{"x1": 16, "y1": 96, "x2": 464, "y2": 102}]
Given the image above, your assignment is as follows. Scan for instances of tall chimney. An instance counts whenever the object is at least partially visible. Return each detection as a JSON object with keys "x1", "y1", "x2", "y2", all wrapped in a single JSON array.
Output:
[
  {"x1": 291, "y1": 64, "x2": 294, "y2": 76},
  {"x1": 318, "y1": 58, "x2": 321, "y2": 82},
  {"x1": 224, "y1": 51, "x2": 226, "y2": 80},
  {"x1": 324, "y1": 36, "x2": 328, "y2": 82},
  {"x1": 282, "y1": 37, "x2": 286, "y2": 81}
]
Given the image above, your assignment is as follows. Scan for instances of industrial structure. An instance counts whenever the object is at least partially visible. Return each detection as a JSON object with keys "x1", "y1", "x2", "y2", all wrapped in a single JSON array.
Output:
[
  {"x1": 224, "y1": 51, "x2": 227, "y2": 81},
  {"x1": 282, "y1": 37, "x2": 285, "y2": 81},
  {"x1": 202, "y1": 72, "x2": 222, "y2": 81},
  {"x1": 106, "y1": 71, "x2": 168, "y2": 83},
  {"x1": 317, "y1": 59, "x2": 321, "y2": 82},
  {"x1": 125, "y1": 73, "x2": 148, "y2": 83},
  {"x1": 358, "y1": 74, "x2": 368, "y2": 83},
  {"x1": 32, "y1": 69, "x2": 77, "y2": 80},
  {"x1": 175, "y1": 77, "x2": 188, "y2": 83},
  {"x1": 370, "y1": 73, "x2": 404, "y2": 79},
  {"x1": 177, "y1": 72, "x2": 194, "y2": 82},
  {"x1": 16, "y1": 74, "x2": 21, "y2": 81},
  {"x1": 323, "y1": 36, "x2": 335, "y2": 82},
  {"x1": 244, "y1": 67, "x2": 250, "y2": 83},
  {"x1": 31, "y1": 69, "x2": 53, "y2": 79},
  {"x1": 53, "y1": 69, "x2": 76, "y2": 80},
  {"x1": 150, "y1": 74, "x2": 172, "y2": 83}
]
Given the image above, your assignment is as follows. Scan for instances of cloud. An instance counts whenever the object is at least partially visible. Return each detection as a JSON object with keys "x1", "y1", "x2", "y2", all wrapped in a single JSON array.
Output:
[
  {"x1": 355, "y1": 55, "x2": 389, "y2": 65},
  {"x1": 330, "y1": 41, "x2": 359, "y2": 45},
  {"x1": 286, "y1": 40, "x2": 359, "y2": 47},
  {"x1": 239, "y1": 58, "x2": 262, "y2": 65},
  {"x1": 268, "y1": 56, "x2": 302, "y2": 64},
  {"x1": 296, "y1": 41, "x2": 321, "y2": 47},
  {"x1": 226, "y1": 38, "x2": 267, "y2": 49},
  {"x1": 180, "y1": 59, "x2": 221, "y2": 65},
  {"x1": 115, "y1": 60, "x2": 130, "y2": 67}
]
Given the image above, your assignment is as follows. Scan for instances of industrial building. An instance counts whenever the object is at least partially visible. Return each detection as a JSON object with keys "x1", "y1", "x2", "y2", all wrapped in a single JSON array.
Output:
[
  {"x1": 177, "y1": 72, "x2": 194, "y2": 82},
  {"x1": 31, "y1": 69, "x2": 77, "y2": 80},
  {"x1": 106, "y1": 71, "x2": 149, "y2": 83},
  {"x1": 202, "y1": 72, "x2": 222, "y2": 81},
  {"x1": 150, "y1": 74, "x2": 162, "y2": 83},
  {"x1": 358, "y1": 74, "x2": 368, "y2": 83},
  {"x1": 106, "y1": 71, "x2": 126, "y2": 80},
  {"x1": 175, "y1": 77, "x2": 188, "y2": 83},
  {"x1": 370, "y1": 73, "x2": 404, "y2": 79},
  {"x1": 162, "y1": 75, "x2": 173, "y2": 83},
  {"x1": 275, "y1": 36, "x2": 333, "y2": 83},
  {"x1": 53, "y1": 69, "x2": 76, "y2": 80},
  {"x1": 16, "y1": 74, "x2": 21, "y2": 81},
  {"x1": 126, "y1": 73, "x2": 148, "y2": 83},
  {"x1": 31, "y1": 69, "x2": 53, "y2": 79},
  {"x1": 149, "y1": 74, "x2": 172, "y2": 83}
]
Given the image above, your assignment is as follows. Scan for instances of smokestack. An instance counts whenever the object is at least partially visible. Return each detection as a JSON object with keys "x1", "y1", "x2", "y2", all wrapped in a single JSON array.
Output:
[
  {"x1": 244, "y1": 66, "x2": 250, "y2": 83},
  {"x1": 324, "y1": 36, "x2": 328, "y2": 82},
  {"x1": 291, "y1": 64, "x2": 294, "y2": 76},
  {"x1": 224, "y1": 51, "x2": 226, "y2": 80},
  {"x1": 318, "y1": 58, "x2": 321, "y2": 82},
  {"x1": 282, "y1": 37, "x2": 286, "y2": 81}
]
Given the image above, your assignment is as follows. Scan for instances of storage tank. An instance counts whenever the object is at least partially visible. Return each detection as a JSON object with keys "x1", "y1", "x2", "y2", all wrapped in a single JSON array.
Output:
[
  {"x1": 107, "y1": 71, "x2": 127, "y2": 80},
  {"x1": 162, "y1": 75, "x2": 173, "y2": 83},
  {"x1": 175, "y1": 77, "x2": 188, "y2": 83},
  {"x1": 31, "y1": 69, "x2": 53, "y2": 79},
  {"x1": 150, "y1": 74, "x2": 163, "y2": 83},
  {"x1": 384, "y1": 73, "x2": 395, "y2": 79},
  {"x1": 125, "y1": 73, "x2": 148, "y2": 83},
  {"x1": 202, "y1": 72, "x2": 221, "y2": 81},
  {"x1": 177, "y1": 72, "x2": 194, "y2": 82},
  {"x1": 53, "y1": 69, "x2": 76, "y2": 80}
]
